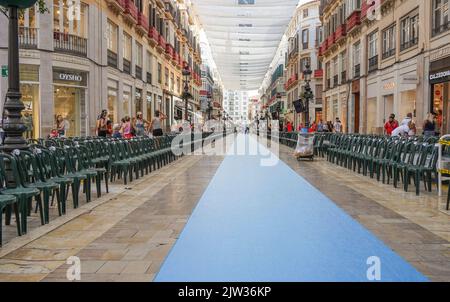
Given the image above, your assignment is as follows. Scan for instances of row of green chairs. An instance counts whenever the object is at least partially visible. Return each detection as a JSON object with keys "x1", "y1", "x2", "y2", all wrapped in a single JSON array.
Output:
[
  {"x1": 324, "y1": 134, "x2": 439, "y2": 196},
  {"x1": 1, "y1": 132, "x2": 219, "y2": 246}
]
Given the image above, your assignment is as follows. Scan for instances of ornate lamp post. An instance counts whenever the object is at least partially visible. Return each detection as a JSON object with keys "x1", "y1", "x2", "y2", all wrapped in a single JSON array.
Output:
[
  {"x1": 0, "y1": 0, "x2": 38, "y2": 151},
  {"x1": 302, "y1": 63, "x2": 313, "y2": 129},
  {"x1": 182, "y1": 63, "x2": 192, "y2": 123},
  {"x1": 207, "y1": 92, "x2": 212, "y2": 121}
]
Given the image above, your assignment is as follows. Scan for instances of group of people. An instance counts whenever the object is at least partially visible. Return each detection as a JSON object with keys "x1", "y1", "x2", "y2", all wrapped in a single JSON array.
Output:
[
  {"x1": 281, "y1": 118, "x2": 343, "y2": 134},
  {"x1": 95, "y1": 110, "x2": 166, "y2": 139},
  {"x1": 384, "y1": 112, "x2": 438, "y2": 137}
]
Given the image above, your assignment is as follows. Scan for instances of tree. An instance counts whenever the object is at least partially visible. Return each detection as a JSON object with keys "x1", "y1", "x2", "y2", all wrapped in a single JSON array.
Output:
[{"x1": 0, "y1": 0, "x2": 49, "y2": 16}]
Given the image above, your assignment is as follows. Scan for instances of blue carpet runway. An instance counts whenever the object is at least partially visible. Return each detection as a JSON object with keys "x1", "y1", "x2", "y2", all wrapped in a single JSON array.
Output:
[{"x1": 155, "y1": 135, "x2": 427, "y2": 282}]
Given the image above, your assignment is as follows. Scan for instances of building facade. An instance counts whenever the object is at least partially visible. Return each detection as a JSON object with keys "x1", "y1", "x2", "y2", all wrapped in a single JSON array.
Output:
[
  {"x1": 320, "y1": 0, "x2": 450, "y2": 135},
  {"x1": 223, "y1": 90, "x2": 250, "y2": 125},
  {"x1": 0, "y1": 0, "x2": 203, "y2": 138},
  {"x1": 285, "y1": 0, "x2": 323, "y2": 129}
]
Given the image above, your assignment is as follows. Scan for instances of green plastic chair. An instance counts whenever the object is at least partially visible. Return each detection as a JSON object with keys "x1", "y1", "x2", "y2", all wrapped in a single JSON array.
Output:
[
  {"x1": 0, "y1": 194, "x2": 19, "y2": 246},
  {"x1": 0, "y1": 154, "x2": 41, "y2": 234}
]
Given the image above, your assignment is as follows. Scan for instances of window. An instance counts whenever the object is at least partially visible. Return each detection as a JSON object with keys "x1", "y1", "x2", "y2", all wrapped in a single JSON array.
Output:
[
  {"x1": 353, "y1": 41, "x2": 361, "y2": 77},
  {"x1": 158, "y1": 63, "x2": 162, "y2": 84},
  {"x1": 123, "y1": 32, "x2": 132, "y2": 60},
  {"x1": 53, "y1": 0, "x2": 88, "y2": 38},
  {"x1": 302, "y1": 29, "x2": 309, "y2": 49},
  {"x1": 136, "y1": 42, "x2": 143, "y2": 67},
  {"x1": 340, "y1": 51, "x2": 346, "y2": 83},
  {"x1": 345, "y1": 0, "x2": 362, "y2": 17},
  {"x1": 106, "y1": 20, "x2": 118, "y2": 53},
  {"x1": 400, "y1": 12, "x2": 419, "y2": 50},
  {"x1": 368, "y1": 31, "x2": 378, "y2": 58},
  {"x1": 432, "y1": 0, "x2": 449, "y2": 36},
  {"x1": 382, "y1": 25, "x2": 396, "y2": 59},
  {"x1": 368, "y1": 31, "x2": 379, "y2": 72},
  {"x1": 165, "y1": 67, "x2": 169, "y2": 87},
  {"x1": 146, "y1": 52, "x2": 153, "y2": 84},
  {"x1": 303, "y1": 9, "x2": 308, "y2": 18}
]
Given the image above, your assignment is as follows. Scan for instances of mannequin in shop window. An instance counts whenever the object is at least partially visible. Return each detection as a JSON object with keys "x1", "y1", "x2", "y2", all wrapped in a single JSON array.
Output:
[{"x1": 21, "y1": 112, "x2": 33, "y2": 139}]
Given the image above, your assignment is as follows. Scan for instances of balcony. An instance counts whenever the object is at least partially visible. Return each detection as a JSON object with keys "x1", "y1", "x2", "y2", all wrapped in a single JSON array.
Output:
[
  {"x1": 368, "y1": 55, "x2": 378, "y2": 73},
  {"x1": 19, "y1": 27, "x2": 38, "y2": 49},
  {"x1": 314, "y1": 69, "x2": 323, "y2": 78},
  {"x1": 123, "y1": 58, "x2": 131, "y2": 74},
  {"x1": 157, "y1": 35, "x2": 166, "y2": 53},
  {"x1": 361, "y1": 0, "x2": 370, "y2": 20},
  {"x1": 335, "y1": 24, "x2": 346, "y2": 42},
  {"x1": 123, "y1": 0, "x2": 138, "y2": 25},
  {"x1": 165, "y1": 44, "x2": 174, "y2": 60},
  {"x1": 346, "y1": 10, "x2": 361, "y2": 33},
  {"x1": 135, "y1": 65, "x2": 142, "y2": 80},
  {"x1": 148, "y1": 27, "x2": 159, "y2": 47},
  {"x1": 354, "y1": 64, "x2": 360, "y2": 78},
  {"x1": 382, "y1": 48, "x2": 395, "y2": 60},
  {"x1": 284, "y1": 73, "x2": 298, "y2": 90},
  {"x1": 321, "y1": 40, "x2": 328, "y2": 53},
  {"x1": 136, "y1": 12, "x2": 149, "y2": 35},
  {"x1": 400, "y1": 37, "x2": 418, "y2": 51},
  {"x1": 53, "y1": 31, "x2": 87, "y2": 57},
  {"x1": 105, "y1": 0, "x2": 125, "y2": 14},
  {"x1": 107, "y1": 49, "x2": 118, "y2": 68},
  {"x1": 171, "y1": 51, "x2": 178, "y2": 66},
  {"x1": 326, "y1": 33, "x2": 335, "y2": 48}
]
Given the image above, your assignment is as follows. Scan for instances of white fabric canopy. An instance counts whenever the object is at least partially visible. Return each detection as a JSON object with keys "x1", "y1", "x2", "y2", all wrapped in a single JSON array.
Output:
[{"x1": 191, "y1": 0, "x2": 299, "y2": 90}]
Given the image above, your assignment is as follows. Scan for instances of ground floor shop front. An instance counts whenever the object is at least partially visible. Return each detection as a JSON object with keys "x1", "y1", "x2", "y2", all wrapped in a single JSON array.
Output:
[{"x1": 0, "y1": 61, "x2": 193, "y2": 139}]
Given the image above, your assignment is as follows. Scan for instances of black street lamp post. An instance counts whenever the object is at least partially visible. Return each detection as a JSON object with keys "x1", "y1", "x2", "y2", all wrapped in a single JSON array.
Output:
[
  {"x1": 207, "y1": 92, "x2": 212, "y2": 121},
  {"x1": 1, "y1": 1, "x2": 38, "y2": 151},
  {"x1": 302, "y1": 64, "x2": 313, "y2": 129},
  {"x1": 182, "y1": 64, "x2": 192, "y2": 123}
]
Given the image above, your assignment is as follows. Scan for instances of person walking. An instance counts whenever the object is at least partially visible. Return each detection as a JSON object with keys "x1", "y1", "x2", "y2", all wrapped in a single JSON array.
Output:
[
  {"x1": 423, "y1": 113, "x2": 437, "y2": 137},
  {"x1": 384, "y1": 113, "x2": 399, "y2": 136},
  {"x1": 317, "y1": 120, "x2": 324, "y2": 132},
  {"x1": 96, "y1": 110, "x2": 108, "y2": 137},
  {"x1": 150, "y1": 110, "x2": 166, "y2": 137},
  {"x1": 121, "y1": 116, "x2": 133, "y2": 139},
  {"x1": 333, "y1": 118, "x2": 342, "y2": 133},
  {"x1": 286, "y1": 120, "x2": 293, "y2": 132}
]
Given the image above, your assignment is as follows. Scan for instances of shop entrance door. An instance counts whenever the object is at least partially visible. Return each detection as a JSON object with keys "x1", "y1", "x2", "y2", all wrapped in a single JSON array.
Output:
[
  {"x1": 54, "y1": 86, "x2": 83, "y2": 137},
  {"x1": 353, "y1": 93, "x2": 360, "y2": 133}
]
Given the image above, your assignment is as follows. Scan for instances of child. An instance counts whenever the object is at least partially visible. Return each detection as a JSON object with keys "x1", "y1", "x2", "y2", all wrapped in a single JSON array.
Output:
[{"x1": 112, "y1": 124, "x2": 122, "y2": 139}]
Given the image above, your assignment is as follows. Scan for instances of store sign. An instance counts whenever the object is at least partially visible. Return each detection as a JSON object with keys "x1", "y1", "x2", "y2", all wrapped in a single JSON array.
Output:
[
  {"x1": 58, "y1": 73, "x2": 83, "y2": 82},
  {"x1": 401, "y1": 75, "x2": 419, "y2": 84},
  {"x1": 53, "y1": 69, "x2": 87, "y2": 86},
  {"x1": 383, "y1": 82, "x2": 395, "y2": 90},
  {"x1": 430, "y1": 70, "x2": 450, "y2": 82}
]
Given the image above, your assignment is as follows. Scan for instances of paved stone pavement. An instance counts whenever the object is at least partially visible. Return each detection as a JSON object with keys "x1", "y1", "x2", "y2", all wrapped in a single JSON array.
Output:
[
  {"x1": 277, "y1": 142, "x2": 450, "y2": 282},
  {"x1": 0, "y1": 135, "x2": 449, "y2": 281},
  {"x1": 0, "y1": 154, "x2": 224, "y2": 282}
]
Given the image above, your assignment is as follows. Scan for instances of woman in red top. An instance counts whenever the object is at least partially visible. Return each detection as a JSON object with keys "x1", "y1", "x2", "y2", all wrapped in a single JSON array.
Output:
[
  {"x1": 286, "y1": 121, "x2": 293, "y2": 132},
  {"x1": 384, "y1": 114, "x2": 399, "y2": 136}
]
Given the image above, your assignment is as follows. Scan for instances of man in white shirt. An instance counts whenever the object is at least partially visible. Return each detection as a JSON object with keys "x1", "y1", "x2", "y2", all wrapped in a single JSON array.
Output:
[
  {"x1": 334, "y1": 118, "x2": 342, "y2": 133},
  {"x1": 391, "y1": 123, "x2": 410, "y2": 137},
  {"x1": 400, "y1": 113, "x2": 413, "y2": 126}
]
